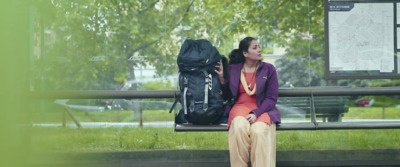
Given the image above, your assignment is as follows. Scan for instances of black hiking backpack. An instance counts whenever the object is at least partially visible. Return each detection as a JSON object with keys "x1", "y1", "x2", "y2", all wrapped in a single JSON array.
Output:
[{"x1": 169, "y1": 39, "x2": 228, "y2": 125}]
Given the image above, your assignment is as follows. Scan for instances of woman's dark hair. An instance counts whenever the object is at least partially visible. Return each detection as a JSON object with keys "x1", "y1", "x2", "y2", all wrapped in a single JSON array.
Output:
[{"x1": 228, "y1": 37, "x2": 256, "y2": 64}]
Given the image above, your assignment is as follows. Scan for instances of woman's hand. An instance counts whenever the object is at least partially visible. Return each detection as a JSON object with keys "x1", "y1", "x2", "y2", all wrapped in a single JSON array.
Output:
[
  {"x1": 246, "y1": 113, "x2": 256, "y2": 124},
  {"x1": 215, "y1": 62, "x2": 225, "y2": 84}
]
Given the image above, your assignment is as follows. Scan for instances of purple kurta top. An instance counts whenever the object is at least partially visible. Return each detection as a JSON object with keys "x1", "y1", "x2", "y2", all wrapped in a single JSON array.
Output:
[{"x1": 222, "y1": 62, "x2": 281, "y2": 124}]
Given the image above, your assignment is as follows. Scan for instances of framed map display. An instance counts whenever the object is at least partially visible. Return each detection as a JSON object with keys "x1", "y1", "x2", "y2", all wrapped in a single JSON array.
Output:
[{"x1": 325, "y1": 0, "x2": 400, "y2": 79}]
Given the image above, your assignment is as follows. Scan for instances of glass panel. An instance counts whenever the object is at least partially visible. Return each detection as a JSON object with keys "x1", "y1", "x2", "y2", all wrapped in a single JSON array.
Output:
[
  {"x1": 21, "y1": 0, "x2": 400, "y2": 163},
  {"x1": 343, "y1": 95, "x2": 400, "y2": 121},
  {"x1": 313, "y1": 96, "x2": 351, "y2": 123},
  {"x1": 32, "y1": 0, "x2": 400, "y2": 90},
  {"x1": 277, "y1": 97, "x2": 311, "y2": 122},
  {"x1": 32, "y1": 98, "x2": 175, "y2": 127},
  {"x1": 32, "y1": 0, "x2": 185, "y2": 90}
]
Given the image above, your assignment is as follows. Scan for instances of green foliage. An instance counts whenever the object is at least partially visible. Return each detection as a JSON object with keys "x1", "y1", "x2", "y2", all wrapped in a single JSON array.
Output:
[
  {"x1": 1, "y1": 1, "x2": 34, "y2": 167},
  {"x1": 32, "y1": 0, "x2": 331, "y2": 90},
  {"x1": 368, "y1": 79, "x2": 400, "y2": 87},
  {"x1": 32, "y1": 0, "x2": 400, "y2": 89},
  {"x1": 275, "y1": 56, "x2": 323, "y2": 87},
  {"x1": 33, "y1": 0, "x2": 236, "y2": 90}
]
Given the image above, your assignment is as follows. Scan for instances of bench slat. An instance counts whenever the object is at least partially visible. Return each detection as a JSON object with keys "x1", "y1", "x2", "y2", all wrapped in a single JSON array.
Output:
[
  {"x1": 175, "y1": 122, "x2": 316, "y2": 132},
  {"x1": 175, "y1": 121, "x2": 400, "y2": 132}
]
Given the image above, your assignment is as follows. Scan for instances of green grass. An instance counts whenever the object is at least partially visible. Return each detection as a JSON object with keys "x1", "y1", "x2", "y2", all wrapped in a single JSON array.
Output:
[
  {"x1": 344, "y1": 107, "x2": 400, "y2": 119},
  {"x1": 29, "y1": 107, "x2": 400, "y2": 152},
  {"x1": 29, "y1": 127, "x2": 400, "y2": 153},
  {"x1": 31, "y1": 109, "x2": 174, "y2": 123},
  {"x1": 30, "y1": 127, "x2": 228, "y2": 152},
  {"x1": 277, "y1": 129, "x2": 400, "y2": 150}
]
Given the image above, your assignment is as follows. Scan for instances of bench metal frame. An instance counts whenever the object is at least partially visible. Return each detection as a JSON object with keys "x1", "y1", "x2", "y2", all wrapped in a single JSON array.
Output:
[
  {"x1": 278, "y1": 96, "x2": 350, "y2": 122},
  {"x1": 31, "y1": 87, "x2": 400, "y2": 131}
]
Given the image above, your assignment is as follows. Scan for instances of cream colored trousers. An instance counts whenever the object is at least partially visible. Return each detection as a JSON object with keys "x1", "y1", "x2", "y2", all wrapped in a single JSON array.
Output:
[{"x1": 228, "y1": 116, "x2": 276, "y2": 167}]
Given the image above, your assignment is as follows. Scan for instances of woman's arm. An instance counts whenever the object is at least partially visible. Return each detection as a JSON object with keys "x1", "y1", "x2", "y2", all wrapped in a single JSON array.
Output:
[
  {"x1": 215, "y1": 62, "x2": 233, "y2": 103},
  {"x1": 215, "y1": 62, "x2": 225, "y2": 84}
]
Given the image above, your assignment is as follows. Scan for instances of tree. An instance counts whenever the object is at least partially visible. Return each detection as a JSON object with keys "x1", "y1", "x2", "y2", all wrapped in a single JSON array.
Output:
[
  {"x1": 34, "y1": 0, "x2": 342, "y2": 91},
  {"x1": 34, "y1": 0, "x2": 248, "y2": 90},
  {"x1": 275, "y1": 55, "x2": 323, "y2": 87}
]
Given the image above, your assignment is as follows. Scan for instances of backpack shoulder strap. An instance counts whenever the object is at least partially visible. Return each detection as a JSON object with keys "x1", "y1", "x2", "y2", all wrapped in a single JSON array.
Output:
[{"x1": 202, "y1": 69, "x2": 210, "y2": 111}]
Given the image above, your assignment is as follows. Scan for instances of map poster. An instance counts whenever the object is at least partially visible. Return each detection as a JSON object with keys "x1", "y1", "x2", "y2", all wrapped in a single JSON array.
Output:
[{"x1": 325, "y1": 0, "x2": 400, "y2": 79}]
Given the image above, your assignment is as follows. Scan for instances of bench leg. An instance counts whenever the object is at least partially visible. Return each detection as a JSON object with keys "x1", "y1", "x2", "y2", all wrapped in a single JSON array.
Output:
[{"x1": 63, "y1": 107, "x2": 82, "y2": 128}]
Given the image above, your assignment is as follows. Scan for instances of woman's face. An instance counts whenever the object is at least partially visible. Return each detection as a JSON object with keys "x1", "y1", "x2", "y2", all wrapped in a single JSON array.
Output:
[{"x1": 243, "y1": 40, "x2": 262, "y2": 61}]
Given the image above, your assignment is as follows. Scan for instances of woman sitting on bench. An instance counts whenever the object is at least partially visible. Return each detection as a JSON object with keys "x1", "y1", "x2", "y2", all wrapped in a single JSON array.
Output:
[{"x1": 215, "y1": 37, "x2": 281, "y2": 167}]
